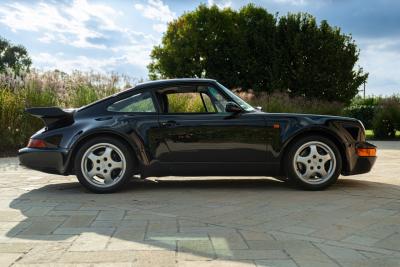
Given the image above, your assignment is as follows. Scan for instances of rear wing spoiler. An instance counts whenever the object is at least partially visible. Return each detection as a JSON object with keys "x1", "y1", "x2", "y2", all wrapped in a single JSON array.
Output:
[{"x1": 26, "y1": 107, "x2": 75, "y2": 130}]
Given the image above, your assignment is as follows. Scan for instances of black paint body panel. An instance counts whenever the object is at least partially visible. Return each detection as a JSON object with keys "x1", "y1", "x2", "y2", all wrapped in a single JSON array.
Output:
[{"x1": 18, "y1": 79, "x2": 376, "y2": 178}]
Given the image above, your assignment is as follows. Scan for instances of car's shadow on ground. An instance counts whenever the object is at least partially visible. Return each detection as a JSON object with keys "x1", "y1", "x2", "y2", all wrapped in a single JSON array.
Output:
[{"x1": 6, "y1": 177, "x2": 400, "y2": 261}]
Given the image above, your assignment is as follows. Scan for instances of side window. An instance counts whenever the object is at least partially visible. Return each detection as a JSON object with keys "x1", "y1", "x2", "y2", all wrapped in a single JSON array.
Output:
[
  {"x1": 201, "y1": 92, "x2": 217, "y2": 112},
  {"x1": 158, "y1": 85, "x2": 229, "y2": 114},
  {"x1": 166, "y1": 93, "x2": 207, "y2": 113},
  {"x1": 107, "y1": 92, "x2": 156, "y2": 113},
  {"x1": 200, "y1": 86, "x2": 229, "y2": 112}
]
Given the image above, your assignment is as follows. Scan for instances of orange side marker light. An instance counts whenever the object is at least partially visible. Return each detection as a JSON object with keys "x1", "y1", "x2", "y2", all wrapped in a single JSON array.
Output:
[
  {"x1": 273, "y1": 124, "x2": 280, "y2": 129},
  {"x1": 357, "y1": 147, "x2": 376, "y2": 157}
]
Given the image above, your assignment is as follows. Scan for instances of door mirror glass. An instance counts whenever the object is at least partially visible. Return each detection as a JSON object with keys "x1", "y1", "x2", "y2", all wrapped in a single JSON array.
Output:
[{"x1": 225, "y1": 102, "x2": 243, "y2": 113}]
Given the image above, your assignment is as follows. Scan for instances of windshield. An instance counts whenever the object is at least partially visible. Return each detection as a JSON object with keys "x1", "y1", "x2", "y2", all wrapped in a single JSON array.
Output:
[{"x1": 217, "y1": 82, "x2": 255, "y2": 112}]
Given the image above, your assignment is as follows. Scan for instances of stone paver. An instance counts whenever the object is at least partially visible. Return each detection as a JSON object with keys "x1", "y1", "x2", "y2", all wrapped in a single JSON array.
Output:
[{"x1": 0, "y1": 141, "x2": 399, "y2": 266}]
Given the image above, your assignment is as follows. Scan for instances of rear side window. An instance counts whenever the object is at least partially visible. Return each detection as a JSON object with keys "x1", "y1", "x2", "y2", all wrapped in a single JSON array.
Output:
[{"x1": 107, "y1": 92, "x2": 156, "y2": 113}]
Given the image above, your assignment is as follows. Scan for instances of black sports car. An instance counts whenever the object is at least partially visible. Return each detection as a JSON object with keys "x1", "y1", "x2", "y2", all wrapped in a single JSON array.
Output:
[{"x1": 19, "y1": 79, "x2": 377, "y2": 193}]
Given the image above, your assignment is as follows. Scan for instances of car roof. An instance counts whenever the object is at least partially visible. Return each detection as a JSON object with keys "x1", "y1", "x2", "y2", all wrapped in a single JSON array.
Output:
[
  {"x1": 78, "y1": 78, "x2": 218, "y2": 112},
  {"x1": 134, "y1": 78, "x2": 217, "y2": 90}
]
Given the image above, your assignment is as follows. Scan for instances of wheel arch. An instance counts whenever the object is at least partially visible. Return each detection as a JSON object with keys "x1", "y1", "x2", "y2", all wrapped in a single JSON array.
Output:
[
  {"x1": 65, "y1": 130, "x2": 146, "y2": 175},
  {"x1": 280, "y1": 128, "x2": 349, "y2": 175}
]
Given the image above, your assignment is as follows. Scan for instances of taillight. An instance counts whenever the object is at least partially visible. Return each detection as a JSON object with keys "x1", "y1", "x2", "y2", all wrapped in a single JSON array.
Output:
[
  {"x1": 357, "y1": 147, "x2": 376, "y2": 157},
  {"x1": 27, "y1": 139, "x2": 47, "y2": 148}
]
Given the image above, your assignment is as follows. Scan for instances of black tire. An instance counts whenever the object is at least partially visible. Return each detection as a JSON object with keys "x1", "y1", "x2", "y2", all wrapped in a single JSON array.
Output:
[
  {"x1": 285, "y1": 135, "x2": 342, "y2": 190},
  {"x1": 74, "y1": 136, "x2": 135, "y2": 193}
]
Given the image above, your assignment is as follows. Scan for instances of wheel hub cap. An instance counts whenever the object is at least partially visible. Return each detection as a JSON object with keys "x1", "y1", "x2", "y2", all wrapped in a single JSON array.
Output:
[
  {"x1": 293, "y1": 141, "x2": 336, "y2": 185},
  {"x1": 81, "y1": 143, "x2": 126, "y2": 187}
]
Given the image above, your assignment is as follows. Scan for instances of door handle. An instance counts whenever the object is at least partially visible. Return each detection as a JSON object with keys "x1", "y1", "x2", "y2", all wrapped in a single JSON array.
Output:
[{"x1": 161, "y1": 120, "x2": 178, "y2": 127}]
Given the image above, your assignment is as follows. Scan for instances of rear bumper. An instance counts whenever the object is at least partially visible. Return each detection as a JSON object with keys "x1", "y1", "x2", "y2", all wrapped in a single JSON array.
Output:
[
  {"x1": 18, "y1": 147, "x2": 70, "y2": 175},
  {"x1": 343, "y1": 141, "x2": 377, "y2": 175}
]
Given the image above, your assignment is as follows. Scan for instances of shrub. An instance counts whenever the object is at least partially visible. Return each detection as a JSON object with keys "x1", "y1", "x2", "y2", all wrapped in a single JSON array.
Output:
[
  {"x1": 343, "y1": 105, "x2": 376, "y2": 129},
  {"x1": 372, "y1": 97, "x2": 400, "y2": 139},
  {"x1": 350, "y1": 95, "x2": 380, "y2": 106}
]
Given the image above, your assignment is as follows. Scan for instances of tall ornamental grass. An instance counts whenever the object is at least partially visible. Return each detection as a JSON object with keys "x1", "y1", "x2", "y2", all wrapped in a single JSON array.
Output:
[{"x1": 0, "y1": 70, "x2": 137, "y2": 154}]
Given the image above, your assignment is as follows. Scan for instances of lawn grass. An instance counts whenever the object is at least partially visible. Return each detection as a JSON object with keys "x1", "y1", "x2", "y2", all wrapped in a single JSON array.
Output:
[{"x1": 365, "y1": 129, "x2": 400, "y2": 140}]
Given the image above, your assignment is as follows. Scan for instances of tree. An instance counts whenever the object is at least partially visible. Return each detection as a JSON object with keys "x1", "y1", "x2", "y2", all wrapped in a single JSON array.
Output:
[
  {"x1": 0, "y1": 37, "x2": 32, "y2": 75},
  {"x1": 236, "y1": 5, "x2": 277, "y2": 91},
  {"x1": 275, "y1": 14, "x2": 367, "y2": 102},
  {"x1": 149, "y1": 4, "x2": 240, "y2": 87},
  {"x1": 148, "y1": 4, "x2": 368, "y2": 103}
]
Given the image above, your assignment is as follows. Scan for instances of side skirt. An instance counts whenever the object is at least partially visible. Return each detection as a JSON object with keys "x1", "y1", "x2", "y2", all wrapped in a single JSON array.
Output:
[{"x1": 140, "y1": 161, "x2": 282, "y2": 178}]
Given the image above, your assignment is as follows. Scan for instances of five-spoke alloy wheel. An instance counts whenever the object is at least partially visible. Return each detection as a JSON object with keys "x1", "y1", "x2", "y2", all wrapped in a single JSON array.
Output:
[
  {"x1": 285, "y1": 135, "x2": 342, "y2": 190},
  {"x1": 81, "y1": 143, "x2": 126, "y2": 187},
  {"x1": 75, "y1": 137, "x2": 134, "y2": 193}
]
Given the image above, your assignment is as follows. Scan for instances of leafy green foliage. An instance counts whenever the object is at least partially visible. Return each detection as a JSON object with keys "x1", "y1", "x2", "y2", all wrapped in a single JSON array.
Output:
[
  {"x1": 149, "y1": 4, "x2": 368, "y2": 103},
  {"x1": 0, "y1": 37, "x2": 31, "y2": 75},
  {"x1": 344, "y1": 105, "x2": 376, "y2": 129},
  {"x1": 372, "y1": 97, "x2": 400, "y2": 139}
]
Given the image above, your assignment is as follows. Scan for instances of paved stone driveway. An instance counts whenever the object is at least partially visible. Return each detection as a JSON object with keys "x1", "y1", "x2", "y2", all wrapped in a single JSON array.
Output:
[{"x1": 0, "y1": 141, "x2": 399, "y2": 267}]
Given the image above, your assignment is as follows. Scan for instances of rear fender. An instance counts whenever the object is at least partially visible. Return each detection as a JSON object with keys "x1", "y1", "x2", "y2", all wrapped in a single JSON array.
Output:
[{"x1": 65, "y1": 129, "x2": 149, "y2": 174}]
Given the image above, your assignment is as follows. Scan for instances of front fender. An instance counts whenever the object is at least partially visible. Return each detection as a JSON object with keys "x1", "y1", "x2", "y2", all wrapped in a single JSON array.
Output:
[{"x1": 278, "y1": 120, "x2": 361, "y2": 175}]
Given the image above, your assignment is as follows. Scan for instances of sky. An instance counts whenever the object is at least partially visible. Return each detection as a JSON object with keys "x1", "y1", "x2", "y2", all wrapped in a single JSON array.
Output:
[{"x1": 0, "y1": 0, "x2": 399, "y2": 96}]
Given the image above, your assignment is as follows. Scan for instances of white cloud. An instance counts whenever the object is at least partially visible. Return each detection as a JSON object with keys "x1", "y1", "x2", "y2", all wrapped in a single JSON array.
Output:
[
  {"x1": 111, "y1": 31, "x2": 158, "y2": 67},
  {"x1": 32, "y1": 28, "x2": 158, "y2": 74},
  {"x1": 0, "y1": 0, "x2": 119, "y2": 49},
  {"x1": 134, "y1": 0, "x2": 175, "y2": 23},
  {"x1": 207, "y1": 0, "x2": 232, "y2": 9},
  {"x1": 134, "y1": 0, "x2": 175, "y2": 33},
  {"x1": 0, "y1": 0, "x2": 160, "y2": 76},
  {"x1": 272, "y1": 0, "x2": 308, "y2": 6},
  {"x1": 32, "y1": 52, "x2": 123, "y2": 73},
  {"x1": 153, "y1": 23, "x2": 168, "y2": 33},
  {"x1": 357, "y1": 37, "x2": 400, "y2": 95}
]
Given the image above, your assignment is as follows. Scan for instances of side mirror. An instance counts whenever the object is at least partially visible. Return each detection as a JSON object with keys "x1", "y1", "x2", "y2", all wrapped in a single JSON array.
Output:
[
  {"x1": 225, "y1": 102, "x2": 243, "y2": 113},
  {"x1": 255, "y1": 106, "x2": 262, "y2": 111}
]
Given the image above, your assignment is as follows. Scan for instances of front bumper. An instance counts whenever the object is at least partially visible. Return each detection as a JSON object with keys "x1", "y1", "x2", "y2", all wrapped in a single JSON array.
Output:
[
  {"x1": 343, "y1": 141, "x2": 377, "y2": 175},
  {"x1": 18, "y1": 147, "x2": 70, "y2": 175},
  {"x1": 346, "y1": 155, "x2": 376, "y2": 175}
]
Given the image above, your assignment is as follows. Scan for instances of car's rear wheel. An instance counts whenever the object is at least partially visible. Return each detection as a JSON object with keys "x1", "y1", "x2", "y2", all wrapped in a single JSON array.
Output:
[
  {"x1": 285, "y1": 135, "x2": 342, "y2": 190},
  {"x1": 74, "y1": 137, "x2": 134, "y2": 193}
]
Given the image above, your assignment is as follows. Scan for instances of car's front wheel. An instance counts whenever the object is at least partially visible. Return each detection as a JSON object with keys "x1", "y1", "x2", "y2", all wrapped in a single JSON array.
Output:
[
  {"x1": 74, "y1": 137, "x2": 134, "y2": 193},
  {"x1": 285, "y1": 135, "x2": 342, "y2": 190}
]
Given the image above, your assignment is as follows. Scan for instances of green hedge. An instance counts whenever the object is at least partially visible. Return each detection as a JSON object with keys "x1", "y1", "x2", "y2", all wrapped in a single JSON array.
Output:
[
  {"x1": 343, "y1": 105, "x2": 376, "y2": 129},
  {"x1": 342, "y1": 96, "x2": 400, "y2": 139},
  {"x1": 372, "y1": 97, "x2": 400, "y2": 139}
]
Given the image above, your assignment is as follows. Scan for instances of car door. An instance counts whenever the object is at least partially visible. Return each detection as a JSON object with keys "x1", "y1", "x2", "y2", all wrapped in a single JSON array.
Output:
[{"x1": 155, "y1": 84, "x2": 271, "y2": 167}]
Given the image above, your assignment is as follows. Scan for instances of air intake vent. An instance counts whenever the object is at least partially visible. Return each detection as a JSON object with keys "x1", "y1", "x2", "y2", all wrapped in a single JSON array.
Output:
[{"x1": 344, "y1": 126, "x2": 359, "y2": 140}]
